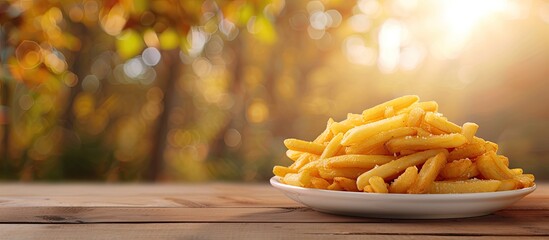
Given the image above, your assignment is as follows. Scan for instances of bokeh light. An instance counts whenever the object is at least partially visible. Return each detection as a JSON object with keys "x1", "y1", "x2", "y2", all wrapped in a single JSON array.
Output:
[{"x1": 1, "y1": 0, "x2": 548, "y2": 182}]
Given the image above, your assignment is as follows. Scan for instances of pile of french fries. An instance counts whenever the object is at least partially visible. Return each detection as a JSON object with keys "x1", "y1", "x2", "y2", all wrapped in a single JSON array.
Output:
[{"x1": 273, "y1": 95, "x2": 535, "y2": 194}]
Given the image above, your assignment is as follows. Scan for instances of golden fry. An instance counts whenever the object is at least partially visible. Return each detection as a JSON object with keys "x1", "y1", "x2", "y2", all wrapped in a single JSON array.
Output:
[
  {"x1": 514, "y1": 174, "x2": 535, "y2": 188},
  {"x1": 311, "y1": 177, "x2": 330, "y2": 189},
  {"x1": 406, "y1": 107, "x2": 425, "y2": 127},
  {"x1": 477, "y1": 151, "x2": 515, "y2": 180},
  {"x1": 497, "y1": 179, "x2": 521, "y2": 191},
  {"x1": 327, "y1": 181, "x2": 344, "y2": 191},
  {"x1": 368, "y1": 176, "x2": 389, "y2": 193},
  {"x1": 397, "y1": 101, "x2": 439, "y2": 115},
  {"x1": 320, "y1": 133, "x2": 344, "y2": 159},
  {"x1": 284, "y1": 138, "x2": 325, "y2": 155},
  {"x1": 389, "y1": 166, "x2": 418, "y2": 193},
  {"x1": 461, "y1": 122, "x2": 479, "y2": 143},
  {"x1": 356, "y1": 149, "x2": 447, "y2": 191},
  {"x1": 386, "y1": 133, "x2": 467, "y2": 153},
  {"x1": 273, "y1": 165, "x2": 297, "y2": 177},
  {"x1": 346, "y1": 127, "x2": 417, "y2": 154},
  {"x1": 384, "y1": 106, "x2": 395, "y2": 118},
  {"x1": 440, "y1": 158, "x2": 472, "y2": 179},
  {"x1": 419, "y1": 122, "x2": 446, "y2": 135},
  {"x1": 342, "y1": 114, "x2": 408, "y2": 146},
  {"x1": 276, "y1": 96, "x2": 534, "y2": 194},
  {"x1": 408, "y1": 152, "x2": 447, "y2": 194},
  {"x1": 423, "y1": 112, "x2": 462, "y2": 133},
  {"x1": 362, "y1": 95, "x2": 419, "y2": 121},
  {"x1": 363, "y1": 185, "x2": 375, "y2": 193},
  {"x1": 318, "y1": 167, "x2": 368, "y2": 180},
  {"x1": 325, "y1": 155, "x2": 395, "y2": 169},
  {"x1": 333, "y1": 177, "x2": 359, "y2": 191},
  {"x1": 330, "y1": 122, "x2": 353, "y2": 135},
  {"x1": 286, "y1": 150, "x2": 303, "y2": 161},
  {"x1": 313, "y1": 118, "x2": 335, "y2": 143},
  {"x1": 484, "y1": 140, "x2": 499, "y2": 153},
  {"x1": 448, "y1": 138, "x2": 486, "y2": 161},
  {"x1": 429, "y1": 179, "x2": 502, "y2": 194}
]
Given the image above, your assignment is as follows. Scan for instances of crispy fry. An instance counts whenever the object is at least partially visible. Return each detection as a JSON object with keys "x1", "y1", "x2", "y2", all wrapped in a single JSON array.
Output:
[
  {"x1": 273, "y1": 165, "x2": 297, "y2": 177},
  {"x1": 419, "y1": 122, "x2": 446, "y2": 135},
  {"x1": 497, "y1": 179, "x2": 521, "y2": 191},
  {"x1": 342, "y1": 114, "x2": 408, "y2": 146},
  {"x1": 356, "y1": 149, "x2": 448, "y2": 191},
  {"x1": 327, "y1": 181, "x2": 344, "y2": 191},
  {"x1": 284, "y1": 138, "x2": 325, "y2": 155},
  {"x1": 320, "y1": 133, "x2": 344, "y2": 159},
  {"x1": 283, "y1": 169, "x2": 317, "y2": 188},
  {"x1": 484, "y1": 140, "x2": 499, "y2": 153},
  {"x1": 440, "y1": 158, "x2": 472, "y2": 179},
  {"x1": 407, "y1": 152, "x2": 447, "y2": 194},
  {"x1": 406, "y1": 107, "x2": 425, "y2": 127},
  {"x1": 448, "y1": 138, "x2": 486, "y2": 161},
  {"x1": 333, "y1": 177, "x2": 359, "y2": 191},
  {"x1": 461, "y1": 122, "x2": 479, "y2": 143},
  {"x1": 346, "y1": 127, "x2": 417, "y2": 154},
  {"x1": 384, "y1": 106, "x2": 395, "y2": 118},
  {"x1": 396, "y1": 101, "x2": 439, "y2": 114},
  {"x1": 510, "y1": 168, "x2": 523, "y2": 176},
  {"x1": 311, "y1": 177, "x2": 330, "y2": 189},
  {"x1": 313, "y1": 118, "x2": 335, "y2": 143},
  {"x1": 290, "y1": 153, "x2": 319, "y2": 170},
  {"x1": 368, "y1": 176, "x2": 389, "y2": 193},
  {"x1": 318, "y1": 167, "x2": 368, "y2": 180},
  {"x1": 498, "y1": 155, "x2": 509, "y2": 167},
  {"x1": 423, "y1": 112, "x2": 462, "y2": 133},
  {"x1": 514, "y1": 174, "x2": 535, "y2": 188},
  {"x1": 363, "y1": 185, "x2": 375, "y2": 193},
  {"x1": 275, "y1": 96, "x2": 534, "y2": 193},
  {"x1": 364, "y1": 145, "x2": 391, "y2": 155},
  {"x1": 286, "y1": 150, "x2": 303, "y2": 161},
  {"x1": 331, "y1": 115, "x2": 371, "y2": 135},
  {"x1": 414, "y1": 127, "x2": 432, "y2": 137},
  {"x1": 362, "y1": 95, "x2": 419, "y2": 121},
  {"x1": 329, "y1": 121, "x2": 353, "y2": 135},
  {"x1": 324, "y1": 155, "x2": 395, "y2": 169},
  {"x1": 399, "y1": 149, "x2": 418, "y2": 156},
  {"x1": 429, "y1": 179, "x2": 502, "y2": 194},
  {"x1": 477, "y1": 151, "x2": 515, "y2": 180},
  {"x1": 386, "y1": 133, "x2": 467, "y2": 153},
  {"x1": 389, "y1": 166, "x2": 418, "y2": 193}
]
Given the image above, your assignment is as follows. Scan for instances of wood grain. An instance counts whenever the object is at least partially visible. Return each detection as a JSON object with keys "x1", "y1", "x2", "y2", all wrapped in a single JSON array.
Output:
[
  {"x1": 1, "y1": 223, "x2": 548, "y2": 240},
  {"x1": 0, "y1": 183, "x2": 547, "y2": 239}
]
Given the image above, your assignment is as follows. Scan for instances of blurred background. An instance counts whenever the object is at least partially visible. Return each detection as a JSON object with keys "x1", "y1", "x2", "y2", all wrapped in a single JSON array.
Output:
[{"x1": 0, "y1": 0, "x2": 548, "y2": 182}]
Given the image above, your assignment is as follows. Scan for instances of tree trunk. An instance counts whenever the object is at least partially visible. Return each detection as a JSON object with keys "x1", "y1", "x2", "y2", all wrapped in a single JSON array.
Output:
[
  {"x1": 147, "y1": 49, "x2": 181, "y2": 181},
  {"x1": 0, "y1": 27, "x2": 11, "y2": 177}
]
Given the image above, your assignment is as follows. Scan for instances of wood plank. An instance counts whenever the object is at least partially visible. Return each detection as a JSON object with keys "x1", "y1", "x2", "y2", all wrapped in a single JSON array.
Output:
[
  {"x1": 1, "y1": 194, "x2": 545, "y2": 209},
  {"x1": 0, "y1": 206, "x2": 547, "y2": 225},
  {"x1": 1, "y1": 223, "x2": 548, "y2": 240},
  {"x1": 0, "y1": 183, "x2": 546, "y2": 208},
  {"x1": 1, "y1": 183, "x2": 547, "y2": 196}
]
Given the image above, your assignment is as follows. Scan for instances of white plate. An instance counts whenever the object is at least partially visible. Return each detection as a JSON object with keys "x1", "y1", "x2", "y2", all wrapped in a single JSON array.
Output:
[{"x1": 270, "y1": 176, "x2": 536, "y2": 219}]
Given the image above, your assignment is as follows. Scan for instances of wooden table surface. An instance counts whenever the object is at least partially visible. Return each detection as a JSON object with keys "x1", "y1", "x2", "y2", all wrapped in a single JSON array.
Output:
[{"x1": 0, "y1": 182, "x2": 548, "y2": 239}]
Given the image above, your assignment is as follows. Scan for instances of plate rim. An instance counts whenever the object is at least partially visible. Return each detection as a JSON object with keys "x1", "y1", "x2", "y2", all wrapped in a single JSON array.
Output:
[{"x1": 270, "y1": 176, "x2": 537, "y2": 200}]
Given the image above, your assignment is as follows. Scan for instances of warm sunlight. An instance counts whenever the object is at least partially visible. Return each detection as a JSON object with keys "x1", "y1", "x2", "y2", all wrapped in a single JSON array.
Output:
[{"x1": 435, "y1": 0, "x2": 509, "y2": 58}]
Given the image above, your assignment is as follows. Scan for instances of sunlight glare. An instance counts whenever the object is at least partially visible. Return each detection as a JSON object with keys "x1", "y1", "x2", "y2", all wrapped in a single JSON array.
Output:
[
  {"x1": 435, "y1": 0, "x2": 507, "y2": 59},
  {"x1": 378, "y1": 19, "x2": 402, "y2": 73}
]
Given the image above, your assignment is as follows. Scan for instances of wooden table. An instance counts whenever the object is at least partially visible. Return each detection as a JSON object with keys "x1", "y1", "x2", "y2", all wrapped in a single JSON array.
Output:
[{"x1": 0, "y1": 182, "x2": 548, "y2": 239}]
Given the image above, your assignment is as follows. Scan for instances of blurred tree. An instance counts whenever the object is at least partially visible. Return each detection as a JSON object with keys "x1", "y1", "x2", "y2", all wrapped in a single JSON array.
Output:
[{"x1": 1, "y1": 0, "x2": 548, "y2": 182}]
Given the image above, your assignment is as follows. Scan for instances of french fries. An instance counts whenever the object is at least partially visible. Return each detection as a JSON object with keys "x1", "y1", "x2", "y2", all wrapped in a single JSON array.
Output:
[{"x1": 273, "y1": 95, "x2": 535, "y2": 194}]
